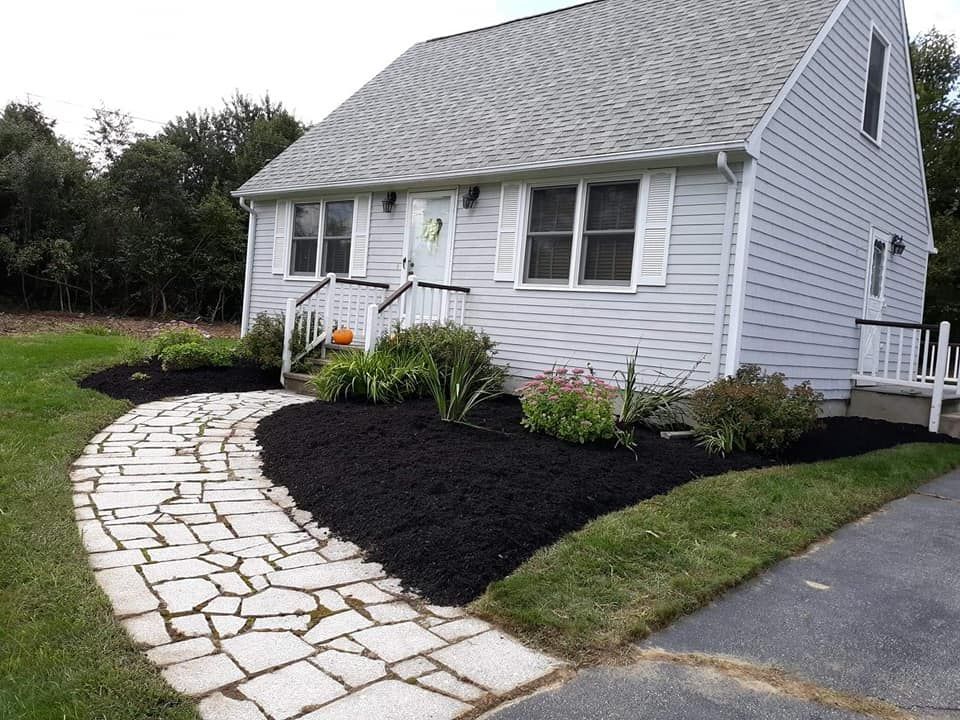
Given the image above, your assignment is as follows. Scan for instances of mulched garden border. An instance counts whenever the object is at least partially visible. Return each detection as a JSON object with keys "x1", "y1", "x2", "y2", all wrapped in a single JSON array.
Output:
[
  {"x1": 256, "y1": 396, "x2": 956, "y2": 606},
  {"x1": 79, "y1": 360, "x2": 281, "y2": 404}
]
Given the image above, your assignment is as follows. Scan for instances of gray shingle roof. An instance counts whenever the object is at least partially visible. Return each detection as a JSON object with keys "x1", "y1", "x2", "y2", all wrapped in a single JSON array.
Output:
[{"x1": 237, "y1": 0, "x2": 839, "y2": 195}]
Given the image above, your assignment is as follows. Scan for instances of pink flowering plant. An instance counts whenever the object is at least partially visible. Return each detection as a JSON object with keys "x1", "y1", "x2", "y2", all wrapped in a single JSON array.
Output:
[{"x1": 519, "y1": 366, "x2": 618, "y2": 444}]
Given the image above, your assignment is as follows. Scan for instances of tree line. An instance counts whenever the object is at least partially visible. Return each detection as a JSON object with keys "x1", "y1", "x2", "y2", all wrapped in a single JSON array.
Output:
[
  {"x1": 0, "y1": 93, "x2": 303, "y2": 319},
  {"x1": 0, "y1": 32, "x2": 958, "y2": 324}
]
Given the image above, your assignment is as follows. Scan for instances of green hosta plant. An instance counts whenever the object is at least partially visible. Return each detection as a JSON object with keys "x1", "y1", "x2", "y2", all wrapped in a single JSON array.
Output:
[
  {"x1": 519, "y1": 367, "x2": 618, "y2": 444},
  {"x1": 147, "y1": 327, "x2": 206, "y2": 359}
]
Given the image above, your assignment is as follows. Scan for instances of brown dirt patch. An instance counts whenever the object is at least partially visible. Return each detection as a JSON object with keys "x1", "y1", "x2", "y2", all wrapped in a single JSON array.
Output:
[{"x1": 0, "y1": 311, "x2": 239, "y2": 339}]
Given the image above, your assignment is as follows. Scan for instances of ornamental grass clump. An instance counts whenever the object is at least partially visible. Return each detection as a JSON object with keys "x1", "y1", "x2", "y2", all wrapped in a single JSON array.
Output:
[{"x1": 519, "y1": 367, "x2": 618, "y2": 444}]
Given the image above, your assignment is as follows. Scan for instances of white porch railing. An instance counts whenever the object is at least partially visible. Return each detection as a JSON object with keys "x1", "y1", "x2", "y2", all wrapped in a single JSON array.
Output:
[
  {"x1": 853, "y1": 319, "x2": 956, "y2": 431},
  {"x1": 363, "y1": 275, "x2": 471, "y2": 352},
  {"x1": 281, "y1": 273, "x2": 390, "y2": 378}
]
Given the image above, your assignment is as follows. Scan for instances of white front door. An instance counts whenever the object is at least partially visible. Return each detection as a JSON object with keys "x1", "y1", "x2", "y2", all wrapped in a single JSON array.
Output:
[
  {"x1": 404, "y1": 191, "x2": 456, "y2": 284},
  {"x1": 860, "y1": 229, "x2": 888, "y2": 373}
]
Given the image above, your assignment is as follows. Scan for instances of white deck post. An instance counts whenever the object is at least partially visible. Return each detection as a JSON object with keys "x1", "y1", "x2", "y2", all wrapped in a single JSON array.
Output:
[
  {"x1": 402, "y1": 275, "x2": 418, "y2": 329},
  {"x1": 929, "y1": 321, "x2": 951, "y2": 433},
  {"x1": 281, "y1": 297, "x2": 296, "y2": 383},
  {"x1": 324, "y1": 272, "x2": 337, "y2": 336},
  {"x1": 364, "y1": 303, "x2": 379, "y2": 352}
]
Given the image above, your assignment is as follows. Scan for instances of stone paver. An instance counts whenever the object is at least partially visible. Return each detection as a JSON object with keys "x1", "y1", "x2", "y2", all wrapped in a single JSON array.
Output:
[{"x1": 74, "y1": 390, "x2": 561, "y2": 719}]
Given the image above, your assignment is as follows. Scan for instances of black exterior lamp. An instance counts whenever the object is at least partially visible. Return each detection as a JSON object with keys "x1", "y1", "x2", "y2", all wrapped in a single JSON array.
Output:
[
  {"x1": 461, "y1": 186, "x2": 480, "y2": 209},
  {"x1": 381, "y1": 191, "x2": 397, "y2": 213},
  {"x1": 890, "y1": 234, "x2": 906, "y2": 256}
]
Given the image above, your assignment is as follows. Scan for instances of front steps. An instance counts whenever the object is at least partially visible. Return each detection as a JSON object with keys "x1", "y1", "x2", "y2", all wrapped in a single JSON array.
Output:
[
  {"x1": 849, "y1": 385, "x2": 960, "y2": 437},
  {"x1": 282, "y1": 343, "x2": 360, "y2": 396}
]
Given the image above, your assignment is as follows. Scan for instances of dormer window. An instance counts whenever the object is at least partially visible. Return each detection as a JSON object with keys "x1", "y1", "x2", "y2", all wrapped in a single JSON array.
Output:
[{"x1": 862, "y1": 27, "x2": 888, "y2": 143}]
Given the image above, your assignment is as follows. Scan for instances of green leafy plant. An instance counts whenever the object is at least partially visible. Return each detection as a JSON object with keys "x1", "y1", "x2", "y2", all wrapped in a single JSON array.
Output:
[
  {"x1": 146, "y1": 327, "x2": 206, "y2": 359},
  {"x1": 129, "y1": 371, "x2": 150, "y2": 381},
  {"x1": 380, "y1": 323, "x2": 507, "y2": 391},
  {"x1": 311, "y1": 349, "x2": 425, "y2": 403},
  {"x1": 158, "y1": 341, "x2": 235, "y2": 371},
  {"x1": 238, "y1": 312, "x2": 310, "y2": 370},
  {"x1": 519, "y1": 367, "x2": 618, "y2": 444},
  {"x1": 689, "y1": 364, "x2": 823, "y2": 455},
  {"x1": 616, "y1": 347, "x2": 696, "y2": 430},
  {"x1": 80, "y1": 324, "x2": 119, "y2": 336},
  {"x1": 421, "y1": 345, "x2": 502, "y2": 423}
]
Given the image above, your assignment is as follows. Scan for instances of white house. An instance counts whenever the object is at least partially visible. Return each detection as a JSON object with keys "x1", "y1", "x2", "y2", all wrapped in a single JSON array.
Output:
[{"x1": 234, "y1": 0, "x2": 949, "y2": 422}]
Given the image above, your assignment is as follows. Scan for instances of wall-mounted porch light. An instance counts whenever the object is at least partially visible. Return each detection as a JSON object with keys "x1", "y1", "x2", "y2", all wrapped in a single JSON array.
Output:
[
  {"x1": 890, "y1": 234, "x2": 906, "y2": 256},
  {"x1": 381, "y1": 191, "x2": 397, "y2": 213},
  {"x1": 461, "y1": 186, "x2": 480, "y2": 209}
]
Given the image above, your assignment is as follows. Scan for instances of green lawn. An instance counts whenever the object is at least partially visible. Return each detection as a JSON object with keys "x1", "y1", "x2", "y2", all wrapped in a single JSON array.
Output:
[
  {"x1": 0, "y1": 332, "x2": 199, "y2": 720},
  {"x1": 473, "y1": 442, "x2": 960, "y2": 663}
]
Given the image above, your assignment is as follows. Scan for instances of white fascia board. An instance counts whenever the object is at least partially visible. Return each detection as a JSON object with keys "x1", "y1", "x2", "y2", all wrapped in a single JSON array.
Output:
[{"x1": 230, "y1": 141, "x2": 747, "y2": 199}]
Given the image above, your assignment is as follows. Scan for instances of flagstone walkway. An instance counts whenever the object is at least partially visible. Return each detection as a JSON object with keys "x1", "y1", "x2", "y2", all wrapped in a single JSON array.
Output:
[{"x1": 73, "y1": 390, "x2": 562, "y2": 720}]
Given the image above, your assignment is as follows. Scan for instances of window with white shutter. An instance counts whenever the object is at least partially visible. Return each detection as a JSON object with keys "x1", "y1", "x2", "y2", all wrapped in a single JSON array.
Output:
[
  {"x1": 272, "y1": 200, "x2": 291, "y2": 275},
  {"x1": 636, "y1": 170, "x2": 676, "y2": 286},
  {"x1": 494, "y1": 183, "x2": 522, "y2": 281},
  {"x1": 348, "y1": 193, "x2": 372, "y2": 278}
]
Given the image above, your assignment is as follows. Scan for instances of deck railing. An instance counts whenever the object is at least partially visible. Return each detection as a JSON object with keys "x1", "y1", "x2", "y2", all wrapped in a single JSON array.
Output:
[
  {"x1": 363, "y1": 275, "x2": 471, "y2": 351},
  {"x1": 281, "y1": 274, "x2": 390, "y2": 377},
  {"x1": 853, "y1": 319, "x2": 955, "y2": 431}
]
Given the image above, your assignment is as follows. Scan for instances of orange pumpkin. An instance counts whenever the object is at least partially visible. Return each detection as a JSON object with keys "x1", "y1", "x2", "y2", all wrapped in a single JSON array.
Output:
[{"x1": 332, "y1": 327, "x2": 354, "y2": 345}]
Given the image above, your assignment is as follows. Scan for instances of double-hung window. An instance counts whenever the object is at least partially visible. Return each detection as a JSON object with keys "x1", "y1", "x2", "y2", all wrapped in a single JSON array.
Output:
[
  {"x1": 288, "y1": 200, "x2": 354, "y2": 277},
  {"x1": 524, "y1": 186, "x2": 577, "y2": 284},
  {"x1": 521, "y1": 175, "x2": 666, "y2": 290},
  {"x1": 862, "y1": 27, "x2": 888, "y2": 142},
  {"x1": 579, "y1": 182, "x2": 638, "y2": 286}
]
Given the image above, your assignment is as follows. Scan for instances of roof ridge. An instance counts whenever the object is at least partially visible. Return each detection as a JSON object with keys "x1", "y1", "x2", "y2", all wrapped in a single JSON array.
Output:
[{"x1": 425, "y1": 0, "x2": 605, "y2": 43}]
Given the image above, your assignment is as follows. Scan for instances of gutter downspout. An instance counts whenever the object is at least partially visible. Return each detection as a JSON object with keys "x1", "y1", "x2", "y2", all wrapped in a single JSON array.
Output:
[
  {"x1": 710, "y1": 152, "x2": 738, "y2": 379},
  {"x1": 238, "y1": 197, "x2": 257, "y2": 337},
  {"x1": 723, "y1": 156, "x2": 757, "y2": 377}
]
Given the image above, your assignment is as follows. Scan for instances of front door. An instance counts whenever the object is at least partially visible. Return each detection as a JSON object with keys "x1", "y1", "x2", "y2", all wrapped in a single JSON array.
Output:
[
  {"x1": 404, "y1": 191, "x2": 455, "y2": 284},
  {"x1": 860, "y1": 228, "x2": 888, "y2": 373}
]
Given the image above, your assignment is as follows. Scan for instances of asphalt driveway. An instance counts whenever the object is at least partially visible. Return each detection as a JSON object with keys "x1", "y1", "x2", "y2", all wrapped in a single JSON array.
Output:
[{"x1": 490, "y1": 469, "x2": 960, "y2": 719}]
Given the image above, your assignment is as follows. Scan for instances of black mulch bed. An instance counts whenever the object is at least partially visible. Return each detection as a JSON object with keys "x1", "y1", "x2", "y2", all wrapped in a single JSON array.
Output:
[
  {"x1": 258, "y1": 397, "x2": 958, "y2": 606},
  {"x1": 79, "y1": 360, "x2": 281, "y2": 404}
]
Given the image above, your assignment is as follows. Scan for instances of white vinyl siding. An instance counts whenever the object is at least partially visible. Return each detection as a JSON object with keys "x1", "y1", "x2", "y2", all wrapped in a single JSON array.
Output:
[{"x1": 739, "y1": 0, "x2": 929, "y2": 400}]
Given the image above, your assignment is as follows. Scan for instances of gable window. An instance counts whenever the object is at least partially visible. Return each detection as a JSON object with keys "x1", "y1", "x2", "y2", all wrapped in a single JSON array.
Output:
[
  {"x1": 862, "y1": 28, "x2": 888, "y2": 142},
  {"x1": 290, "y1": 203, "x2": 321, "y2": 276},
  {"x1": 524, "y1": 186, "x2": 577, "y2": 283},
  {"x1": 287, "y1": 199, "x2": 355, "y2": 277},
  {"x1": 579, "y1": 182, "x2": 638, "y2": 286}
]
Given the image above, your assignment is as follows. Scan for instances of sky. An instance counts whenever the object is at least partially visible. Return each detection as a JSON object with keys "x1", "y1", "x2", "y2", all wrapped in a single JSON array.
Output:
[{"x1": 3, "y1": 0, "x2": 957, "y2": 146}]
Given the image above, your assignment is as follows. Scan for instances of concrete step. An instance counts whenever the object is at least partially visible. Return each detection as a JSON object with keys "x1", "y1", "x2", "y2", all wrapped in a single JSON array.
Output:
[
  {"x1": 940, "y1": 414, "x2": 960, "y2": 439},
  {"x1": 282, "y1": 372, "x2": 316, "y2": 397}
]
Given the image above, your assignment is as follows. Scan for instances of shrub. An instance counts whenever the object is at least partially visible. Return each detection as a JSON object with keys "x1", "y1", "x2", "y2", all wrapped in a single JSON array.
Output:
[
  {"x1": 519, "y1": 367, "x2": 618, "y2": 444},
  {"x1": 616, "y1": 347, "x2": 696, "y2": 430},
  {"x1": 147, "y1": 328, "x2": 206, "y2": 359},
  {"x1": 312, "y1": 350, "x2": 425, "y2": 403},
  {"x1": 381, "y1": 323, "x2": 507, "y2": 391},
  {"x1": 421, "y1": 345, "x2": 502, "y2": 423},
  {"x1": 689, "y1": 364, "x2": 822, "y2": 454},
  {"x1": 159, "y1": 342, "x2": 236, "y2": 372},
  {"x1": 239, "y1": 313, "x2": 291, "y2": 370}
]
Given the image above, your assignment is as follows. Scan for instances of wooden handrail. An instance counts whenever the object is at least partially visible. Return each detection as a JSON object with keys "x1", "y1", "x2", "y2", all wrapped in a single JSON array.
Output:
[
  {"x1": 336, "y1": 278, "x2": 391, "y2": 289},
  {"x1": 417, "y1": 280, "x2": 471, "y2": 293},
  {"x1": 296, "y1": 277, "x2": 331, "y2": 305},
  {"x1": 296, "y1": 276, "x2": 390, "y2": 306},
  {"x1": 855, "y1": 318, "x2": 940, "y2": 331},
  {"x1": 378, "y1": 280, "x2": 413, "y2": 313}
]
